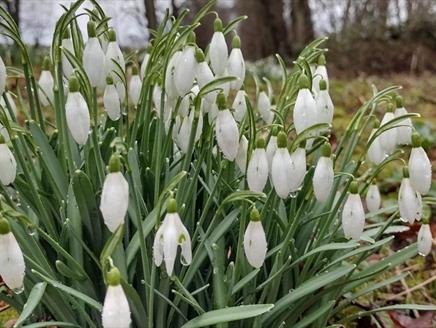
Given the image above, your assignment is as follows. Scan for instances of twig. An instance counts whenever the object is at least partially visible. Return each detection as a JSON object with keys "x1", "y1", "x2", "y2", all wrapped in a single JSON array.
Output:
[{"x1": 387, "y1": 274, "x2": 436, "y2": 301}]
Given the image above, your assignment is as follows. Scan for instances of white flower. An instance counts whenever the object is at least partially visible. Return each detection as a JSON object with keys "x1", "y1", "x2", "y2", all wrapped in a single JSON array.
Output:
[
  {"x1": 271, "y1": 132, "x2": 293, "y2": 198},
  {"x1": 247, "y1": 139, "x2": 269, "y2": 192},
  {"x1": 409, "y1": 134, "x2": 432, "y2": 195},
  {"x1": 0, "y1": 139, "x2": 16, "y2": 185},
  {"x1": 394, "y1": 96, "x2": 412, "y2": 145},
  {"x1": 102, "y1": 268, "x2": 131, "y2": 328},
  {"x1": 103, "y1": 77, "x2": 121, "y2": 121},
  {"x1": 100, "y1": 156, "x2": 129, "y2": 233},
  {"x1": 379, "y1": 109, "x2": 397, "y2": 155},
  {"x1": 175, "y1": 46, "x2": 196, "y2": 96},
  {"x1": 365, "y1": 184, "x2": 381, "y2": 213},
  {"x1": 61, "y1": 33, "x2": 74, "y2": 78},
  {"x1": 38, "y1": 62, "x2": 54, "y2": 107},
  {"x1": 175, "y1": 109, "x2": 203, "y2": 153},
  {"x1": 257, "y1": 91, "x2": 273, "y2": 124},
  {"x1": 235, "y1": 135, "x2": 248, "y2": 172},
  {"x1": 342, "y1": 182, "x2": 365, "y2": 240},
  {"x1": 313, "y1": 144, "x2": 333, "y2": 202},
  {"x1": 266, "y1": 133, "x2": 277, "y2": 170},
  {"x1": 105, "y1": 30, "x2": 126, "y2": 101},
  {"x1": 314, "y1": 79, "x2": 333, "y2": 125},
  {"x1": 232, "y1": 90, "x2": 246, "y2": 122},
  {"x1": 65, "y1": 78, "x2": 90, "y2": 145},
  {"x1": 0, "y1": 56, "x2": 6, "y2": 95},
  {"x1": 367, "y1": 128, "x2": 386, "y2": 165},
  {"x1": 195, "y1": 49, "x2": 216, "y2": 103},
  {"x1": 417, "y1": 223, "x2": 433, "y2": 256},
  {"x1": 209, "y1": 18, "x2": 228, "y2": 76},
  {"x1": 140, "y1": 52, "x2": 150, "y2": 79},
  {"x1": 398, "y1": 168, "x2": 422, "y2": 224},
  {"x1": 129, "y1": 66, "x2": 142, "y2": 106},
  {"x1": 227, "y1": 35, "x2": 245, "y2": 90},
  {"x1": 244, "y1": 208, "x2": 267, "y2": 268},
  {"x1": 215, "y1": 106, "x2": 239, "y2": 161},
  {"x1": 153, "y1": 199, "x2": 192, "y2": 276},
  {"x1": 289, "y1": 146, "x2": 306, "y2": 192},
  {"x1": 293, "y1": 75, "x2": 317, "y2": 134},
  {"x1": 312, "y1": 54, "x2": 328, "y2": 95},
  {"x1": 83, "y1": 23, "x2": 105, "y2": 88},
  {"x1": 165, "y1": 51, "x2": 181, "y2": 100}
]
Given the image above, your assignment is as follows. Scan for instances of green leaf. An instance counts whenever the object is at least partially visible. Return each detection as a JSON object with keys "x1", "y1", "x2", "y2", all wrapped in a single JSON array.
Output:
[
  {"x1": 22, "y1": 322, "x2": 79, "y2": 328},
  {"x1": 181, "y1": 304, "x2": 274, "y2": 328},
  {"x1": 293, "y1": 301, "x2": 335, "y2": 328},
  {"x1": 100, "y1": 224, "x2": 125, "y2": 279},
  {"x1": 14, "y1": 282, "x2": 47, "y2": 327}
]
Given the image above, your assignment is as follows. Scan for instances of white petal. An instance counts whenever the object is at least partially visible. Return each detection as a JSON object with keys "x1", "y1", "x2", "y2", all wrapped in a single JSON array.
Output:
[
  {"x1": 65, "y1": 92, "x2": 90, "y2": 145},
  {"x1": 104, "y1": 84, "x2": 121, "y2": 121},
  {"x1": 315, "y1": 90, "x2": 334, "y2": 125},
  {"x1": 129, "y1": 75, "x2": 142, "y2": 106},
  {"x1": 312, "y1": 65, "x2": 328, "y2": 95},
  {"x1": 215, "y1": 109, "x2": 239, "y2": 161},
  {"x1": 153, "y1": 223, "x2": 165, "y2": 267},
  {"x1": 266, "y1": 136, "x2": 277, "y2": 170},
  {"x1": 313, "y1": 157, "x2": 334, "y2": 202},
  {"x1": 232, "y1": 90, "x2": 247, "y2": 122},
  {"x1": 0, "y1": 144, "x2": 16, "y2": 185},
  {"x1": 365, "y1": 184, "x2": 381, "y2": 213},
  {"x1": 174, "y1": 214, "x2": 192, "y2": 265},
  {"x1": 175, "y1": 46, "x2": 196, "y2": 96},
  {"x1": 289, "y1": 148, "x2": 306, "y2": 191},
  {"x1": 379, "y1": 112, "x2": 397, "y2": 154},
  {"x1": 247, "y1": 149, "x2": 269, "y2": 192},
  {"x1": 83, "y1": 37, "x2": 105, "y2": 88},
  {"x1": 165, "y1": 51, "x2": 181, "y2": 99},
  {"x1": 398, "y1": 178, "x2": 421, "y2": 224},
  {"x1": 342, "y1": 194, "x2": 365, "y2": 240},
  {"x1": 162, "y1": 214, "x2": 179, "y2": 276},
  {"x1": 409, "y1": 147, "x2": 432, "y2": 195},
  {"x1": 61, "y1": 38, "x2": 74, "y2": 78},
  {"x1": 244, "y1": 221, "x2": 267, "y2": 268},
  {"x1": 196, "y1": 62, "x2": 216, "y2": 103},
  {"x1": 38, "y1": 70, "x2": 54, "y2": 107},
  {"x1": 235, "y1": 135, "x2": 248, "y2": 172},
  {"x1": 227, "y1": 48, "x2": 245, "y2": 90},
  {"x1": 100, "y1": 172, "x2": 129, "y2": 233},
  {"x1": 367, "y1": 129, "x2": 386, "y2": 165},
  {"x1": 293, "y1": 89, "x2": 317, "y2": 134},
  {"x1": 257, "y1": 92, "x2": 273, "y2": 124},
  {"x1": 417, "y1": 224, "x2": 433, "y2": 256},
  {"x1": 209, "y1": 32, "x2": 228, "y2": 75},
  {"x1": 394, "y1": 107, "x2": 412, "y2": 145},
  {"x1": 102, "y1": 285, "x2": 131, "y2": 328},
  {"x1": 140, "y1": 53, "x2": 150, "y2": 78},
  {"x1": 0, "y1": 57, "x2": 5, "y2": 95},
  {"x1": 0, "y1": 232, "x2": 25, "y2": 291},
  {"x1": 271, "y1": 148, "x2": 293, "y2": 198}
]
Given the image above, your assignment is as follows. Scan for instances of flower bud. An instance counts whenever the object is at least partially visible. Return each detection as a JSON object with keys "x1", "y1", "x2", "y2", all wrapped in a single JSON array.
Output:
[
  {"x1": 379, "y1": 107, "x2": 397, "y2": 155},
  {"x1": 38, "y1": 56, "x2": 54, "y2": 107},
  {"x1": 266, "y1": 127, "x2": 278, "y2": 170},
  {"x1": 366, "y1": 184, "x2": 381, "y2": 213},
  {"x1": 367, "y1": 127, "x2": 386, "y2": 165},
  {"x1": 104, "y1": 75, "x2": 121, "y2": 121},
  {"x1": 398, "y1": 167, "x2": 422, "y2": 224},
  {"x1": 313, "y1": 144, "x2": 334, "y2": 202},
  {"x1": 247, "y1": 138, "x2": 268, "y2": 192},
  {"x1": 105, "y1": 30, "x2": 126, "y2": 101},
  {"x1": 195, "y1": 56, "x2": 216, "y2": 103},
  {"x1": 61, "y1": 30, "x2": 74, "y2": 78},
  {"x1": 271, "y1": 132, "x2": 293, "y2": 198},
  {"x1": 417, "y1": 223, "x2": 433, "y2": 256},
  {"x1": 312, "y1": 54, "x2": 329, "y2": 95},
  {"x1": 394, "y1": 95, "x2": 412, "y2": 145},
  {"x1": 227, "y1": 35, "x2": 245, "y2": 90},
  {"x1": 257, "y1": 91, "x2": 273, "y2": 124},
  {"x1": 83, "y1": 22, "x2": 105, "y2": 88},
  {"x1": 0, "y1": 135, "x2": 17, "y2": 185},
  {"x1": 232, "y1": 90, "x2": 247, "y2": 122},
  {"x1": 408, "y1": 133, "x2": 432, "y2": 195},
  {"x1": 314, "y1": 80, "x2": 334, "y2": 125},
  {"x1": 244, "y1": 207, "x2": 267, "y2": 268},
  {"x1": 129, "y1": 65, "x2": 142, "y2": 106},
  {"x1": 289, "y1": 146, "x2": 306, "y2": 191},
  {"x1": 342, "y1": 181, "x2": 365, "y2": 240},
  {"x1": 209, "y1": 18, "x2": 228, "y2": 76},
  {"x1": 235, "y1": 135, "x2": 248, "y2": 172},
  {"x1": 175, "y1": 46, "x2": 196, "y2": 96},
  {"x1": 294, "y1": 74, "x2": 317, "y2": 135},
  {"x1": 65, "y1": 77, "x2": 90, "y2": 145},
  {"x1": 215, "y1": 105, "x2": 239, "y2": 161}
]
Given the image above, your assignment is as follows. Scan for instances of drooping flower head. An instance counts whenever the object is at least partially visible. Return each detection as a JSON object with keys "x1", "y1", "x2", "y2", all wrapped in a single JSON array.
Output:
[
  {"x1": 129, "y1": 64, "x2": 142, "y2": 106},
  {"x1": 83, "y1": 21, "x2": 105, "y2": 88},
  {"x1": 271, "y1": 131, "x2": 293, "y2": 198},
  {"x1": 313, "y1": 142, "x2": 334, "y2": 202},
  {"x1": 227, "y1": 34, "x2": 245, "y2": 91},
  {"x1": 398, "y1": 166, "x2": 422, "y2": 224},
  {"x1": 408, "y1": 133, "x2": 432, "y2": 195},
  {"x1": 209, "y1": 17, "x2": 228, "y2": 76},
  {"x1": 0, "y1": 134, "x2": 17, "y2": 185},
  {"x1": 244, "y1": 207, "x2": 267, "y2": 268},
  {"x1": 379, "y1": 103, "x2": 397, "y2": 155},
  {"x1": 417, "y1": 217, "x2": 433, "y2": 257},
  {"x1": 394, "y1": 95, "x2": 412, "y2": 145},
  {"x1": 247, "y1": 137, "x2": 269, "y2": 192},
  {"x1": 65, "y1": 76, "x2": 90, "y2": 145},
  {"x1": 215, "y1": 92, "x2": 239, "y2": 161},
  {"x1": 342, "y1": 180, "x2": 365, "y2": 240},
  {"x1": 104, "y1": 75, "x2": 121, "y2": 121},
  {"x1": 366, "y1": 182, "x2": 381, "y2": 213},
  {"x1": 38, "y1": 56, "x2": 54, "y2": 107},
  {"x1": 294, "y1": 73, "x2": 317, "y2": 135}
]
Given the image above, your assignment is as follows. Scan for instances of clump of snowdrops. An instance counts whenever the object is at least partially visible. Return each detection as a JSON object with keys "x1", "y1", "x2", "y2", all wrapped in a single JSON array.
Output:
[{"x1": 0, "y1": 1, "x2": 434, "y2": 327}]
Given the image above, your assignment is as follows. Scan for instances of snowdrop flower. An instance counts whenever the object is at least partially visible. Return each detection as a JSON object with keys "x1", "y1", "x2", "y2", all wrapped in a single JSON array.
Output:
[
  {"x1": 175, "y1": 33, "x2": 197, "y2": 96},
  {"x1": 129, "y1": 65, "x2": 142, "y2": 106},
  {"x1": 0, "y1": 92, "x2": 16, "y2": 118},
  {"x1": 293, "y1": 74, "x2": 317, "y2": 135},
  {"x1": 176, "y1": 108, "x2": 203, "y2": 153},
  {"x1": 165, "y1": 51, "x2": 182, "y2": 100},
  {"x1": 394, "y1": 96, "x2": 412, "y2": 145},
  {"x1": 232, "y1": 89, "x2": 247, "y2": 122},
  {"x1": 0, "y1": 135, "x2": 16, "y2": 185},
  {"x1": 266, "y1": 127, "x2": 278, "y2": 169},
  {"x1": 195, "y1": 48, "x2": 216, "y2": 103},
  {"x1": 366, "y1": 183, "x2": 381, "y2": 213},
  {"x1": 247, "y1": 138, "x2": 269, "y2": 192},
  {"x1": 271, "y1": 132, "x2": 293, "y2": 198},
  {"x1": 0, "y1": 217, "x2": 25, "y2": 292},
  {"x1": 313, "y1": 143, "x2": 334, "y2": 202},
  {"x1": 209, "y1": 18, "x2": 228, "y2": 76},
  {"x1": 38, "y1": 56, "x2": 54, "y2": 107},
  {"x1": 83, "y1": 21, "x2": 105, "y2": 88},
  {"x1": 227, "y1": 35, "x2": 245, "y2": 90},
  {"x1": 0, "y1": 56, "x2": 6, "y2": 95},
  {"x1": 417, "y1": 219, "x2": 433, "y2": 256},
  {"x1": 379, "y1": 104, "x2": 397, "y2": 155},
  {"x1": 398, "y1": 166, "x2": 422, "y2": 224},
  {"x1": 342, "y1": 181, "x2": 365, "y2": 240},
  {"x1": 215, "y1": 93, "x2": 239, "y2": 160},
  {"x1": 140, "y1": 51, "x2": 150, "y2": 79},
  {"x1": 409, "y1": 133, "x2": 432, "y2": 195},
  {"x1": 367, "y1": 121, "x2": 386, "y2": 165},
  {"x1": 103, "y1": 75, "x2": 121, "y2": 121},
  {"x1": 102, "y1": 267, "x2": 131, "y2": 328},
  {"x1": 61, "y1": 29, "x2": 74, "y2": 78},
  {"x1": 235, "y1": 135, "x2": 248, "y2": 172},
  {"x1": 257, "y1": 91, "x2": 273, "y2": 124},
  {"x1": 315, "y1": 79, "x2": 334, "y2": 125},
  {"x1": 153, "y1": 198, "x2": 192, "y2": 276},
  {"x1": 244, "y1": 207, "x2": 267, "y2": 268},
  {"x1": 65, "y1": 76, "x2": 90, "y2": 145},
  {"x1": 100, "y1": 154, "x2": 129, "y2": 233},
  {"x1": 105, "y1": 30, "x2": 126, "y2": 101},
  {"x1": 289, "y1": 142, "x2": 307, "y2": 192},
  {"x1": 312, "y1": 54, "x2": 328, "y2": 95}
]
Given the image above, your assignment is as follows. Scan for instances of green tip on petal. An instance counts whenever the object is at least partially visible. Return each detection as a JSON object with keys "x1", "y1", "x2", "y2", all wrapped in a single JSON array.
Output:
[
  {"x1": 422, "y1": 217, "x2": 430, "y2": 225},
  {"x1": 62, "y1": 28, "x2": 70, "y2": 39},
  {"x1": 256, "y1": 137, "x2": 266, "y2": 149},
  {"x1": 319, "y1": 79, "x2": 327, "y2": 91},
  {"x1": 167, "y1": 198, "x2": 177, "y2": 213},
  {"x1": 108, "y1": 154, "x2": 122, "y2": 173},
  {"x1": 250, "y1": 207, "x2": 261, "y2": 222},
  {"x1": 395, "y1": 95, "x2": 404, "y2": 108},
  {"x1": 298, "y1": 74, "x2": 310, "y2": 90},
  {"x1": 87, "y1": 21, "x2": 96, "y2": 38},
  {"x1": 411, "y1": 132, "x2": 421, "y2": 148},
  {"x1": 321, "y1": 143, "x2": 331, "y2": 157},
  {"x1": 0, "y1": 134, "x2": 5, "y2": 144},
  {"x1": 42, "y1": 56, "x2": 51, "y2": 71},
  {"x1": 0, "y1": 217, "x2": 11, "y2": 235},
  {"x1": 403, "y1": 166, "x2": 409, "y2": 178},
  {"x1": 195, "y1": 48, "x2": 205, "y2": 62},
  {"x1": 299, "y1": 139, "x2": 306, "y2": 148},
  {"x1": 214, "y1": 17, "x2": 223, "y2": 32},
  {"x1": 106, "y1": 267, "x2": 121, "y2": 286},
  {"x1": 232, "y1": 34, "x2": 241, "y2": 48},
  {"x1": 349, "y1": 181, "x2": 358, "y2": 194},
  {"x1": 271, "y1": 126, "x2": 279, "y2": 137},
  {"x1": 216, "y1": 92, "x2": 226, "y2": 110},
  {"x1": 131, "y1": 65, "x2": 139, "y2": 75},
  {"x1": 318, "y1": 54, "x2": 326, "y2": 65},
  {"x1": 187, "y1": 31, "x2": 196, "y2": 44},
  {"x1": 373, "y1": 118, "x2": 380, "y2": 129},
  {"x1": 108, "y1": 29, "x2": 116, "y2": 42},
  {"x1": 106, "y1": 75, "x2": 114, "y2": 85},
  {"x1": 386, "y1": 103, "x2": 394, "y2": 112},
  {"x1": 68, "y1": 76, "x2": 80, "y2": 92},
  {"x1": 277, "y1": 131, "x2": 287, "y2": 148}
]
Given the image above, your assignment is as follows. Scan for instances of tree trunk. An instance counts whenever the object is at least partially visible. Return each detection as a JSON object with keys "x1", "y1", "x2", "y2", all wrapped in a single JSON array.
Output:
[
  {"x1": 290, "y1": 0, "x2": 314, "y2": 52},
  {"x1": 144, "y1": 0, "x2": 157, "y2": 30}
]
